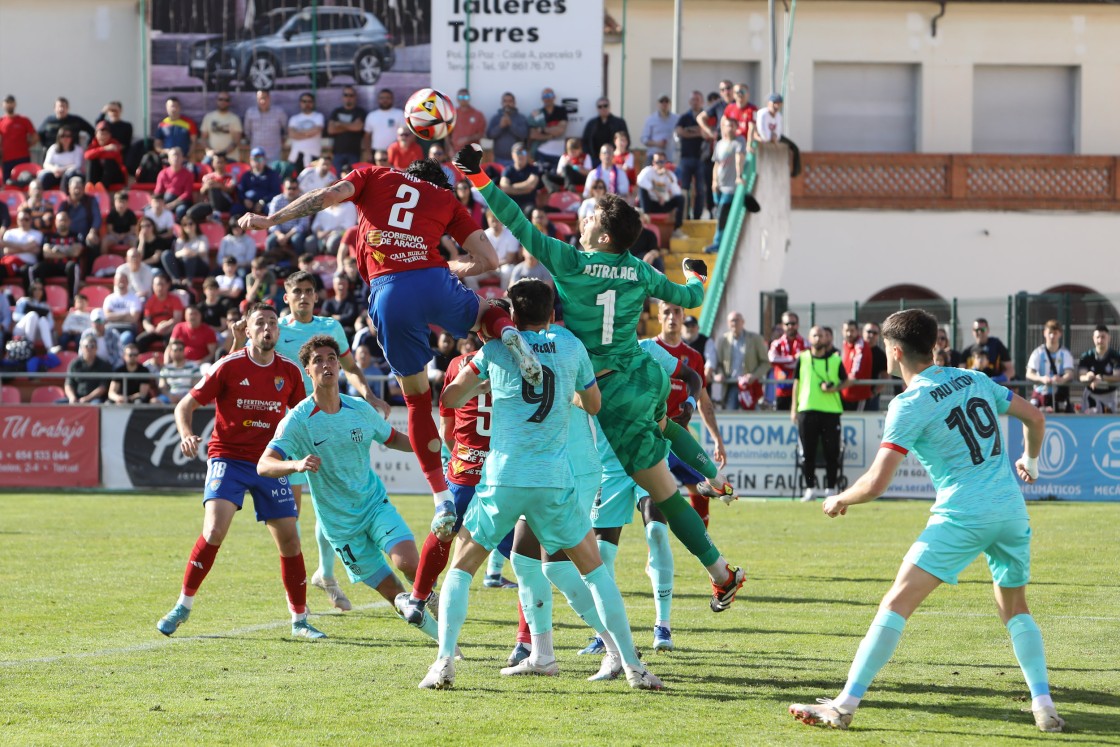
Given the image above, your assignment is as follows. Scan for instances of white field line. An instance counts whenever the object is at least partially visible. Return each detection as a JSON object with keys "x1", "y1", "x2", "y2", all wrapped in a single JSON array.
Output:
[{"x1": 0, "y1": 601, "x2": 389, "y2": 667}]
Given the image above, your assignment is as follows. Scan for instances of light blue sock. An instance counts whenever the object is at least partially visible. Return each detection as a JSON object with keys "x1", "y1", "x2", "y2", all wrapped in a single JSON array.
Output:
[
  {"x1": 840, "y1": 610, "x2": 907, "y2": 700},
  {"x1": 542, "y1": 560, "x2": 605, "y2": 634},
  {"x1": 583, "y1": 564, "x2": 640, "y2": 669},
  {"x1": 511, "y1": 552, "x2": 552, "y2": 635},
  {"x1": 596, "y1": 540, "x2": 619, "y2": 579},
  {"x1": 1007, "y1": 614, "x2": 1051, "y2": 698},
  {"x1": 315, "y1": 521, "x2": 335, "y2": 580},
  {"x1": 645, "y1": 521, "x2": 674, "y2": 627},
  {"x1": 486, "y1": 549, "x2": 506, "y2": 578},
  {"x1": 417, "y1": 610, "x2": 438, "y2": 642},
  {"x1": 437, "y1": 568, "x2": 471, "y2": 660}
]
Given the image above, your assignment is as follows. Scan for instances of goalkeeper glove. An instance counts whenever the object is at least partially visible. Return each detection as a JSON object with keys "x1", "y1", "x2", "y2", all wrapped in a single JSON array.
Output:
[{"x1": 682, "y1": 257, "x2": 708, "y2": 285}]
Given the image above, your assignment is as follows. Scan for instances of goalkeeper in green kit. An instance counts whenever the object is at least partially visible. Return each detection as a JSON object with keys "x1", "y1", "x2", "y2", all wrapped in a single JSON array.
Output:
[{"x1": 454, "y1": 144, "x2": 746, "y2": 612}]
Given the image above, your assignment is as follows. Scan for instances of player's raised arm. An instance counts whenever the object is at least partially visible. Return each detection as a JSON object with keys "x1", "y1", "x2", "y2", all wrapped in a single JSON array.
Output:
[
  {"x1": 644, "y1": 257, "x2": 707, "y2": 310},
  {"x1": 447, "y1": 229, "x2": 499, "y2": 278},
  {"x1": 441, "y1": 359, "x2": 487, "y2": 410},
  {"x1": 239, "y1": 180, "x2": 355, "y2": 231}
]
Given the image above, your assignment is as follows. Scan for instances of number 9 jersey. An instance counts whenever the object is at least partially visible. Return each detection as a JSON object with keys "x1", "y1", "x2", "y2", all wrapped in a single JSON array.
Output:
[
  {"x1": 880, "y1": 366, "x2": 1026, "y2": 526},
  {"x1": 341, "y1": 166, "x2": 480, "y2": 282},
  {"x1": 439, "y1": 353, "x2": 492, "y2": 487}
]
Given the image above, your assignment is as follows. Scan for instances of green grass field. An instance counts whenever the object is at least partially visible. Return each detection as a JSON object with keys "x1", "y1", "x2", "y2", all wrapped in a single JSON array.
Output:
[{"x1": 1, "y1": 492, "x2": 1117, "y2": 746}]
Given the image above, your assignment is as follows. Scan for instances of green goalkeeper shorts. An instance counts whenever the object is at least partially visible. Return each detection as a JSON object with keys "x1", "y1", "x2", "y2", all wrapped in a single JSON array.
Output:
[{"x1": 596, "y1": 356, "x2": 671, "y2": 475}]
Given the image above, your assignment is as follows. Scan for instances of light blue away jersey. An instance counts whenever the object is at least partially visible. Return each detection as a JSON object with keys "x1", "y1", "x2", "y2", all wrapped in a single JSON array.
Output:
[
  {"x1": 882, "y1": 366, "x2": 1025, "y2": 525},
  {"x1": 471, "y1": 325, "x2": 596, "y2": 488},
  {"x1": 597, "y1": 339, "x2": 681, "y2": 478},
  {"x1": 269, "y1": 315, "x2": 350, "y2": 392},
  {"x1": 269, "y1": 394, "x2": 393, "y2": 538}
]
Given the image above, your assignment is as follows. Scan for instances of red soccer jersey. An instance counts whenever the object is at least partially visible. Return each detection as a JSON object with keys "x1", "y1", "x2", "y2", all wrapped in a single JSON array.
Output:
[
  {"x1": 189, "y1": 349, "x2": 306, "y2": 463},
  {"x1": 438, "y1": 353, "x2": 491, "y2": 486},
  {"x1": 171, "y1": 321, "x2": 218, "y2": 362},
  {"x1": 341, "y1": 166, "x2": 480, "y2": 281},
  {"x1": 657, "y1": 337, "x2": 705, "y2": 419},
  {"x1": 0, "y1": 115, "x2": 37, "y2": 162},
  {"x1": 145, "y1": 293, "x2": 184, "y2": 327},
  {"x1": 841, "y1": 339, "x2": 875, "y2": 403},
  {"x1": 724, "y1": 102, "x2": 758, "y2": 139},
  {"x1": 770, "y1": 334, "x2": 808, "y2": 394}
]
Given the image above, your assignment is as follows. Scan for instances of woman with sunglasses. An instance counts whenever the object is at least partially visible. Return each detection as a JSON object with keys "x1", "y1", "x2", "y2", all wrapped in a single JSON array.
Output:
[{"x1": 38, "y1": 126, "x2": 84, "y2": 190}]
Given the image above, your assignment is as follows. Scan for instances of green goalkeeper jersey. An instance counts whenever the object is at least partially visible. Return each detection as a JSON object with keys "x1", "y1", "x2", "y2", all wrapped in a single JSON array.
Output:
[{"x1": 482, "y1": 182, "x2": 705, "y2": 373}]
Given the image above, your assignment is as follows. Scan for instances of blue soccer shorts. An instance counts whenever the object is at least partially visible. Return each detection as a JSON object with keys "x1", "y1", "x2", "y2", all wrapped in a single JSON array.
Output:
[
  {"x1": 904, "y1": 515, "x2": 1031, "y2": 587},
  {"x1": 367, "y1": 266, "x2": 480, "y2": 377},
  {"x1": 668, "y1": 452, "x2": 705, "y2": 487},
  {"x1": 203, "y1": 457, "x2": 298, "y2": 523}
]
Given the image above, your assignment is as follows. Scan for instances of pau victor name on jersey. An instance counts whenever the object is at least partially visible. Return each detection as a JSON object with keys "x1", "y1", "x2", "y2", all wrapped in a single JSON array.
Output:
[
  {"x1": 582, "y1": 264, "x2": 639, "y2": 281},
  {"x1": 928, "y1": 374, "x2": 976, "y2": 402}
]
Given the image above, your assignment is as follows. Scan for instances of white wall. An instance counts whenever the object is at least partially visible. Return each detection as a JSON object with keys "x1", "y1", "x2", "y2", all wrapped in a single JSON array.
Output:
[{"x1": 0, "y1": 0, "x2": 142, "y2": 133}]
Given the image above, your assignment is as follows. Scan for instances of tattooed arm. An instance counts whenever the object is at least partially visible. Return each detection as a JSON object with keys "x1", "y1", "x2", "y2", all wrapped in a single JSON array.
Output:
[{"x1": 238, "y1": 180, "x2": 355, "y2": 231}]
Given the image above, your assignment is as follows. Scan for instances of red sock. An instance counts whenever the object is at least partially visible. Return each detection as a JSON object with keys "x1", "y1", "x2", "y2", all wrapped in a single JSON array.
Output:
[
  {"x1": 280, "y1": 552, "x2": 308, "y2": 614},
  {"x1": 182, "y1": 535, "x2": 220, "y2": 596},
  {"x1": 689, "y1": 492, "x2": 710, "y2": 529},
  {"x1": 479, "y1": 303, "x2": 516, "y2": 340},
  {"x1": 516, "y1": 598, "x2": 531, "y2": 644},
  {"x1": 403, "y1": 389, "x2": 448, "y2": 493},
  {"x1": 412, "y1": 531, "x2": 452, "y2": 601}
]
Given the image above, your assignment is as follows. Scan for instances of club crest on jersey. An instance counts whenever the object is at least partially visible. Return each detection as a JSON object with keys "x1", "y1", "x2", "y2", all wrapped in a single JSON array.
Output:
[
  {"x1": 209, "y1": 479, "x2": 221, "y2": 492},
  {"x1": 365, "y1": 229, "x2": 383, "y2": 247},
  {"x1": 351, "y1": 428, "x2": 364, "y2": 443},
  {"x1": 274, "y1": 376, "x2": 285, "y2": 391}
]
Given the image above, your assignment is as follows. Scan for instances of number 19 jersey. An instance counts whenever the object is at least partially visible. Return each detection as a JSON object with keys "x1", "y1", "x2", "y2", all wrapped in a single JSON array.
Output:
[
  {"x1": 881, "y1": 367, "x2": 1025, "y2": 526},
  {"x1": 469, "y1": 325, "x2": 596, "y2": 489}
]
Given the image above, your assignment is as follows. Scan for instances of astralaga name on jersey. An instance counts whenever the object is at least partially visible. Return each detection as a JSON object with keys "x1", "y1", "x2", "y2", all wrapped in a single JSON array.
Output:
[{"x1": 582, "y1": 264, "x2": 638, "y2": 281}]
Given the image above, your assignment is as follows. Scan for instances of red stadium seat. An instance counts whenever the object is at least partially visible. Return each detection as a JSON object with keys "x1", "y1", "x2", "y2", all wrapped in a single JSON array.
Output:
[
  {"x1": 0, "y1": 188, "x2": 24, "y2": 213},
  {"x1": 50, "y1": 351, "x2": 77, "y2": 373},
  {"x1": 90, "y1": 255, "x2": 124, "y2": 276},
  {"x1": 42, "y1": 190, "x2": 67, "y2": 212},
  {"x1": 477, "y1": 285, "x2": 505, "y2": 301},
  {"x1": 247, "y1": 229, "x2": 268, "y2": 250},
  {"x1": 199, "y1": 221, "x2": 226, "y2": 251},
  {"x1": 0, "y1": 386, "x2": 21, "y2": 404},
  {"x1": 30, "y1": 385, "x2": 66, "y2": 403},
  {"x1": 548, "y1": 191, "x2": 582, "y2": 212},
  {"x1": 79, "y1": 285, "x2": 111, "y2": 308},
  {"x1": 2, "y1": 284, "x2": 25, "y2": 301},
  {"x1": 6, "y1": 163, "x2": 39, "y2": 190},
  {"x1": 127, "y1": 190, "x2": 152, "y2": 214},
  {"x1": 553, "y1": 221, "x2": 573, "y2": 239},
  {"x1": 224, "y1": 162, "x2": 251, "y2": 182},
  {"x1": 45, "y1": 285, "x2": 69, "y2": 317}
]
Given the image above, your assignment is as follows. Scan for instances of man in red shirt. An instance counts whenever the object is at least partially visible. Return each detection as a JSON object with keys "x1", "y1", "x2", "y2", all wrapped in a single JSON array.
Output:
[
  {"x1": 840, "y1": 319, "x2": 877, "y2": 411},
  {"x1": 156, "y1": 303, "x2": 324, "y2": 639},
  {"x1": 170, "y1": 305, "x2": 219, "y2": 362},
  {"x1": 238, "y1": 159, "x2": 540, "y2": 544},
  {"x1": 154, "y1": 147, "x2": 196, "y2": 221},
  {"x1": 0, "y1": 94, "x2": 38, "y2": 182},
  {"x1": 387, "y1": 127, "x2": 424, "y2": 171},
  {"x1": 723, "y1": 84, "x2": 758, "y2": 142},
  {"x1": 136, "y1": 274, "x2": 185, "y2": 352},
  {"x1": 769, "y1": 311, "x2": 809, "y2": 411}
]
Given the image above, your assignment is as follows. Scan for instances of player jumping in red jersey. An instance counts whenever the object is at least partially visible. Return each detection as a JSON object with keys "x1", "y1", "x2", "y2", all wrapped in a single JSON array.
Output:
[
  {"x1": 156, "y1": 303, "x2": 325, "y2": 640},
  {"x1": 239, "y1": 160, "x2": 540, "y2": 540}
]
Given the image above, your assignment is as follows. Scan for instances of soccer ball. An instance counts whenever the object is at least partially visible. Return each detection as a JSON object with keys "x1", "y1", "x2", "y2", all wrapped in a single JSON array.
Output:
[{"x1": 404, "y1": 88, "x2": 456, "y2": 142}]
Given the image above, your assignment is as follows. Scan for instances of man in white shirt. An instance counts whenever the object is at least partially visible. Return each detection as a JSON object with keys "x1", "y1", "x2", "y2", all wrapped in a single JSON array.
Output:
[
  {"x1": 582, "y1": 144, "x2": 630, "y2": 199},
  {"x1": 363, "y1": 88, "x2": 404, "y2": 156},
  {"x1": 754, "y1": 94, "x2": 783, "y2": 144},
  {"x1": 298, "y1": 157, "x2": 336, "y2": 193},
  {"x1": 114, "y1": 247, "x2": 155, "y2": 298},
  {"x1": 0, "y1": 209, "x2": 43, "y2": 279},
  {"x1": 636, "y1": 155, "x2": 686, "y2": 239},
  {"x1": 287, "y1": 92, "x2": 325, "y2": 172},
  {"x1": 103, "y1": 271, "x2": 144, "y2": 342},
  {"x1": 311, "y1": 200, "x2": 358, "y2": 258}
]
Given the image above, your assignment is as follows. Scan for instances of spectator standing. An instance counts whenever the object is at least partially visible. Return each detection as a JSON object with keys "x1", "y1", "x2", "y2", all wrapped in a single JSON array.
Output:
[
  {"x1": 108, "y1": 343, "x2": 152, "y2": 404},
  {"x1": 244, "y1": 90, "x2": 287, "y2": 164},
  {"x1": 1079, "y1": 325, "x2": 1120, "y2": 413},
  {"x1": 753, "y1": 94, "x2": 783, "y2": 145},
  {"x1": 265, "y1": 179, "x2": 311, "y2": 263},
  {"x1": 682, "y1": 314, "x2": 712, "y2": 365},
  {"x1": 136, "y1": 274, "x2": 184, "y2": 352},
  {"x1": 161, "y1": 215, "x2": 209, "y2": 282},
  {"x1": 641, "y1": 95, "x2": 677, "y2": 165},
  {"x1": 30, "y1": 210, "x2": 83, "y2": 297},
  {"x1": 769, "y1": 311, "x2": 808, "y2": 411},
  {"x1": 0, "y1": 209, "x2": 43, "y2": 281},
  {"x1": 527, "y1": 87, "x2": 568, "y2": 172},
  {"x1": 1026, "y1": 319, "x2": 1075, "y2": 413},
  {"x1": 154, "y1": 147, "x2": 195, "y2": 221},
  {"x1": 790, "y1": 325, "x2": 850, "y2": 501},
  {"x1": 80, "y1": 309, "x2": 124, "y2": 368},
  {"x1": 238, "y1": 147, "x2": 281, "y2": 215},
  {"x1": 362, "y1": 88, "x2": 405, "y2": 157},
  {"x1": 713, "y1": 311, "x2": 770, "y2": 410},
  {"x1": 448, "y1": 88, "x2": 487, "y2": 154},
  {"x1": 0, "y1": 95, "x2": 39, "y2": 181},
  {"x1": 962, "y1": 317, "x2": 1014, "y2": 382},
  {"x1": 498, "y1": 143, "x2": 542, "y2": 215},
  {"x1": 696, "y1": 80, "x2": 734, "y2": 215},
  {"x1": 287, "y1": 92, "x2": 324, "y2": 173},
  {"x1": 327, "y1": 86, "x2": 367, "y2": 172},
  {"x1": 94, "y1": 101, "x2": 133, "y2": 152},
  {"x1": 38, "y1": 97, "x2": 94, "y2": 150},
  {"x1": 839, "y1": 320, "x2": 877, "y2": 412},
  {"x1": 486, "y1": 92, "x2": 529, "y2": 168},
  {"x1": 103, "y1": 271, "x2": 144, "y2": 342},
  {"x1": 200, "y1": 93, "x2": 242, "y2": 160},
  {"x1": 582, "y1": 97, "x2": 629, "y2": 161},
  {"x1": 387, "y1": 128, "x2": 424, "y2": 171},
  {"x1": 858, "y1": 322, "x2": 889, "y2": 411},
  {"x1": 725, "y1": 84, "x2": 758, "y2": 142},
  {"x1": 674, "y1": 91, "x2": 707, "y2": 221},
  {"x1": 154, "y1": 97, "x2": 198, "y2": 156},
  {"x1": 171, "y1": 305, "x2": 219, "y2": 363},
  {"x1": 703, "y1": 117, "x2": 747, "y2": 254},
  {"x1": 38, "y1": 127, "x2": 84, "y2": 190},
  {"x1": 636, "y1": 155, "x2": 686, "y2": 238},
  {"x1": 65, "y1": 336, "x2": 112, "y2": 403}
]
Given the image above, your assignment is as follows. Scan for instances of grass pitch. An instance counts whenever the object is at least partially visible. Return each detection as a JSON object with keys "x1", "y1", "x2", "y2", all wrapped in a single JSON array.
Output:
[{"x1": 0, "y1": 492, "x2": 1117, "y2": 746}]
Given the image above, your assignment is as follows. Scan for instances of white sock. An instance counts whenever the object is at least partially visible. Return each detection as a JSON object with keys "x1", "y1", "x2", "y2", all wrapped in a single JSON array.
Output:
[
  {"x1": 656, "y1": 619, "x2": 670, "y2": 630},
  {"x1": 177, "y1": 593, "x2": 194, "y2": 610},
  {"x1": 433, "y1": 488, "x2": 453, "y2": 508},
  {"x1": 1032, "y1": 694, "x2": 1054, "y2": 710},
  {"x1": 530, "y1": 631, "x2": 554, "y2": 662},
  {"x1": 600, "y1": 630, "x2": 620, "y2": 656},
  {"x1": 833, "y1": 692, "x2": 860, "y2": 712},
  {"x1": 292, "y1": 610, "x2": 308, "y2": 623}
]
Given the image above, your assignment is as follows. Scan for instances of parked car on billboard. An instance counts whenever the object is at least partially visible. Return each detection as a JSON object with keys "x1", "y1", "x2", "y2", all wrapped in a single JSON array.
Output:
[{"x1": 189, "y1": 6, "x2": 396, "y2": 90}]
